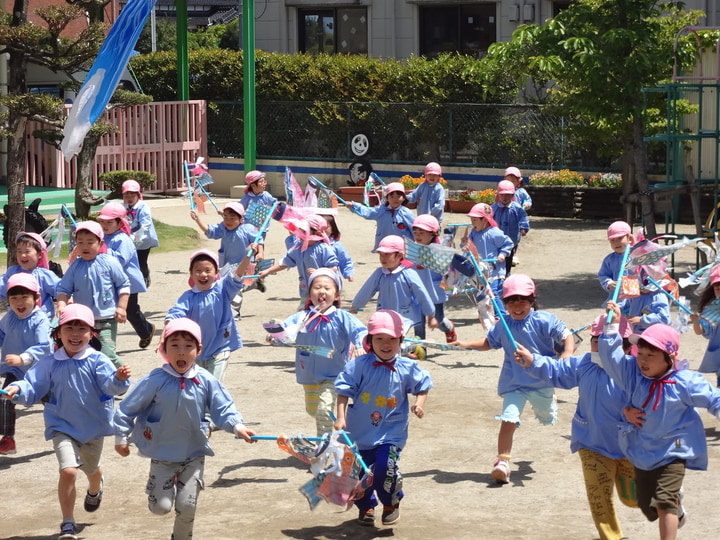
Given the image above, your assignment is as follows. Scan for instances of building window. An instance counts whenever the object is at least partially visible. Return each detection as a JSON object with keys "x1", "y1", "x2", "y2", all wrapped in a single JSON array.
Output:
[
  {"x1": 298, "y1": 8, "x2": 368, "y2": 55},
  {"x1": 419, "y1": 4, "x2": 496, "y2": 57}
]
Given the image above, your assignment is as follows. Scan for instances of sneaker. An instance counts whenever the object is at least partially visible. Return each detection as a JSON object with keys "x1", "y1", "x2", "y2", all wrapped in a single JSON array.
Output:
[
  {"x1": 445, "y1": 323, "x2": 458, "y2": 343},
  {"x1": 0, "y1": 435, "x2": 16, "y2": 455},
  {"x1": 381, "y1": 504, "x2": 400, "y2": 525},
  {"x1": 358, "y1": 507, "x2": 375, "y2": 526},
  {"x1": 677, "y1": 487, "x2": 687, "y2": 528},
  {"x1": 491, "y1": 459, "x2": 511, "y2": 484},
  {"x1": 139, "y1": 324, "x2": 156, "y2": 349},
  {"x1": 512, "y1": 256, "x2": 520, "y2": 267},
  {"x1": 58, "y1": 520, "x2": 78, "y2": 540},
  {"x1": 84, "y1": 477, "x2": 103, "y2": 512},
  {"x1": 256, "y1": 278, "x2": 266, "y2": 293}
]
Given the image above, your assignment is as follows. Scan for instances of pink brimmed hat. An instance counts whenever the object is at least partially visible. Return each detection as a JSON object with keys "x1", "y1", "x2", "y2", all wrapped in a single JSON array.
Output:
[
  {"x1": 223, "y1": 201, "x2": 245, "y2": 217},
  {"x1": 504, "y1": 166, "x2": 522, "y2": 179},
  {"x1": 467, "y1": 203, "x2": 498, "y2": 227},
  {"x1": 122, "y1": 179, "x2": 142, "y2": 196},
  {"x1": 384, "y1": 182, "x2": 406, "y2": 195},
  {"x1": 75, "y1": 221, "x2": 104, "y2": 241},
  {"x1": 98, "y1": 201, "x2": 132, "y2": 236},
  {"x1": 412, "y1": 214, "x2": 440, "y2": 233},
  {"x1": 59, "y1": 304, "x2": 95, "y2": 328},
  {"x1": 7, "y1": 272, "x2": 40, "y2": 294},
  {"x1": 376, "y1": 235, "x2": 405, "y2": 254},
  {"x1": 710, "y1": 264, "x2": 720, "y2": 285},
  {"x1": 158, "y1": 318, "x2": 203, "y2": 362},
  {"x1": 244, "y1": 170, "x2": 266, "y2": 193},
  {"x1": 502, "y1": 274, "x2": 536, "y2": 297},
  {"x1": 362, "y1": 309, "x2": 405, "y2": 352},
  {"x1": 497, "y1": 180, "x2": 516, "y2": 195},
  {"x1": 607, "y1": 221, "x2": 632, "y2": 240},
  {"x1": 15, "y1": 232, "x2": 49, "y2": 269},
  {"x1": 629, "y1": 324, "x2": 680, "y2": 359},
  {"x1": 424, "y1": 162, "x2": 442, "y2": 176}
]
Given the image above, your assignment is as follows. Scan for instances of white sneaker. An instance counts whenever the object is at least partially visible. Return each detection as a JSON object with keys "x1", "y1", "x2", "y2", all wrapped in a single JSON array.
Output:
[
  {"x1": 491, "y1": 459, "x2": 510, "y2": 484},
  {"x1": 677, "y1": 487, "x2": 687, "y2": 528}
]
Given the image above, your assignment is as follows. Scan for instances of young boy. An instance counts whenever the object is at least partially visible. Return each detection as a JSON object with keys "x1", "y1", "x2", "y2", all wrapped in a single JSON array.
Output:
[
  {"x1": 0, "y1": 273, "x2": 53, "y2": 455},
  {"x1": 491, "y1": 180, "x2": 529, "y2": 274},
  {"x1": 504, "y1": 166, "x2": 532, "y2": 211},
  {"x1": 114, "y1": 318, "x2": 256, "y2": 540},
  {"x1": 600, "y1": 305, "x2": 720, "y2": 539},
  {"x1": 240, "y1": 169, "x2": 278, "y2": 209},
  {"x1": 122, "y1": 179, "x2": 159, "y2": 288},
  {"x1": 405, "y1": 162, "x2": 446, "y2": 223},
  {"x1": 334, "y1": 309, "x2": 432, "y2": 527},
  {"x1": 2, "y1": 304, "x2": 131, "y2": 540},
  {"x1": 56, "y1": 221, "x2": 130, "y2": 368},
  {"x1": 598, "y1": 221, "x2": 633, "y2": 296}
]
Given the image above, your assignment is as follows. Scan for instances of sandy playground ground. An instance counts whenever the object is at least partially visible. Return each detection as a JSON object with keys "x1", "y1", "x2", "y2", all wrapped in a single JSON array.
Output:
[{"x1": 1, "y1": 197, "x2": 720, "y2": 540}]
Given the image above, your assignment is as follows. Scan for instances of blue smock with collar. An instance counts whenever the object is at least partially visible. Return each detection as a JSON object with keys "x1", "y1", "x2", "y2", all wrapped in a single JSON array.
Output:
[
  {"x1": 205, "y1": 222, "x2": 260, "y2": 267},
  {"x1": 698, "y1": 322, "x2": 720, "y2": 373},
  {"x1": 491, "y1": 200, "x2": 529, "y2": 245},
  {"x1": 405, "y1": 182, "x2": 445, "y2": 222},
  {"x1": 352, "y1": 203, "x2": 415, "y2": 251},
  {"x1": 617, "y1": 289, "x2": 670, "y2": 333},
  {"x1": 104, "y1": 230, "x2": 147, "y2": 294},
  {"x1": 125, "y1": 200, "x2": 159, "y2": 250},
  {"x1": 0, "y1": 307, "x2": 52, "y2": 380},
  {"x1": 280, "y1": 242, "x2": 339, "y2": 298},
  {"x1": 468, "y1": 226, "x2": 514, "y2": 282},
  {"x1": 0, "y1": 266, "x2": 60, "y2": 318}
]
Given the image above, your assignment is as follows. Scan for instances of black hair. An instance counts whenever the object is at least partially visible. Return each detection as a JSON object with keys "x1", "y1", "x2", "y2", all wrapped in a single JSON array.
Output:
[
  {"x1": 502, "y1": 294, "x2": 538, "y2": 310},
  {"x1": 15, "y1": 235, "x2": 43, "y2": 253},
  {"x1": 189, "y1": 254, "x2": 219, "y2": 272},
  {"x1": 383, "y1": 190, "x2": 407, "y2": 207},
  {"x1": 51, "y1": 321, "x2": 102, "y2": 351},
  {"x1": 223, "y1": 208, "x2": 244, "y2": 220},
  {"x1": 165, "y1": 329, "x2": 200, "y2": 348},
  {"x1": 323, "y1": 214, "x2": 341, "y2": 241},
  {"x1": 637, "y1": 338, "x2": 674, "y2": 368},
  {"x1": 698, "y1": 282, "x2": 718, "y2": 312},
  {"x1": 7, "y1": 286, "x2": 38, "y2": 298}
]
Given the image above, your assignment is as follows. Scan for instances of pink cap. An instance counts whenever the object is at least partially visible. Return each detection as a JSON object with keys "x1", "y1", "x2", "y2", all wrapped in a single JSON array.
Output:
[
  {"x1": 305, "y1": 214, "x2": 328, "y2": 233},
  {"x1": 75, "y1": 221, "x2": 104, "y2": 241},
  {"x1": 629, "y1": 324, "x2": 680, "y2": 359},
  {"x1": 59, "y1": 304, "x2": 95, "y2": 328},
  {"x1": 385, "y1": 182, "x2": 406, "y2": 195},
  {"x1": 424, "y1": 162, "x2": 442, "y2": 176},
  {"x1": 245, "y1": 170, "x2": 266, "y2": 184},
  {"x1": 412, "y1": 214, "x2": 440, "y2": 233},
  {"x1": 376, "y1": 235, "x2": 405, "y2": 254},
  {"x1": 590, "y1": 313, "x2": 632, "y2": 338},
  {"x1": 710, "y1": 264, "x2": 720, "y2": 285},
  {"x1": 502, "y1": 274, "x2": 536, "y2": 297},
  {"x1": 122, "y1": 179, "x2": 142, "y2": 194},
  {"x1": 190, "y1": 248, "x2": 219, "y2": 269},
  {"x1": 223, "y1": 201, "x2": 245, "y2": 217},
  {"x1": 607, "y1": 221, "x2": 632, "y2": 240},
  {"x1": 497, "y1": 180, "x2": 516, "y2": 195},
  {"x1": 467, "y1": 203, "x2": 498, "y2": 227},
  {"x1": 504, "y1": 166, "x2": 522, "y2": 179},
  {"x1": 7, "y1": 272, "x2": 40, "y2": 294},
  {"x1": 159, "y1": 318, "x2": 203, "y2": 362},
  {"x1": 98, "y1": 201, "x2": 127, "y2": 220},
  {"x1": 15, "y1": 232, "x2": 50, "y2": 269},
  {"x1": 368, "y1": 309, "x2": 405, "y2": 338}
]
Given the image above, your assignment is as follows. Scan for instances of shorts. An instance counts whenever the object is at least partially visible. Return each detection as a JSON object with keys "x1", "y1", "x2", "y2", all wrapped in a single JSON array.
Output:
[
  {"x1": 494, "y1": 388, "x2": 557, "y2": 427},
  {"x1": 634, "y1": 459, "x2": 685, "y2": 522},
  {"x1": 52, "y1": 432, "x2": 104, "y2": 474}
]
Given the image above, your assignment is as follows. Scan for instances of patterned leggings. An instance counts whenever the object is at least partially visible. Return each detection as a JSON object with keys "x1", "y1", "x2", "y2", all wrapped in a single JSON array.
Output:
[
  {"x1": 355, "y1": 444, "x2": 404, "y2": 511},
  {"x1": 303, "y1": 380, "x2": 336, "y2": 437}
]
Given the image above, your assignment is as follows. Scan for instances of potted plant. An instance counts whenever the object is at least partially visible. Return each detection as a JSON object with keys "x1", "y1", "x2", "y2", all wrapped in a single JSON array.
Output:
[{"x1": 446, "y1": 188, "x2": 496, "y2": 213}]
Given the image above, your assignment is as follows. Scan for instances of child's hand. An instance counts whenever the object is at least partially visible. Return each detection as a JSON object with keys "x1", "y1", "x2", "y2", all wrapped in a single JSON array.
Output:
[
  {"x1": 347, "y1": 276, "x2": 354, "y2": 282},
  {"x1": 427, "y1": 316, "x2": 439, "y2": 329},
  {"x1": 333, "y1": 418, "x2": 346, "y2": 431},
  {"x1": 623, "y1": 406, "x2": 645, "y2": 428},
  {"x1": 306, "y1": 267, "x2": 317, "y2": 276},
  {"x1": 115, "y1": 306, "x2": 127, "y2": 323},
  {"x1": 115, "y1": 444, "x2": 130, "y2": 457},
  {"x1": 497, "y1": 254, "x2": 506, "y2": 263},
  {"x1": 1, "y1": 386, "x2": 18, "y2": 400},
  {"x1": 344, "y1": 202, "x2": 354, "y2": 208},
  {"x1": 628, "y1": 316, "x2": 641, "y2": 326},
  {"x1": 349, "y1": 307, "x2": 359, "y2": 314},
  {"x1": 605, "y1": 301, "x2": 622, "y2": 321},
  {"x1": 411, "y1": 404, "x2": 424, "y2": 419},
  {"x1": 234, "y1": 425, "x2": 257, "y2": 443},
  {"x1": 607, "y1": 280, "x2": 617, "y2": 291},
  {"x1": 513, "y1": 344, "x2": 534, "y2": 367},
  {"x1": 115, "y1": 364, "x2": 132, "y2": 382},
  {"x1": 4, "y1": 354, "x2": 23, "y2": 367}
]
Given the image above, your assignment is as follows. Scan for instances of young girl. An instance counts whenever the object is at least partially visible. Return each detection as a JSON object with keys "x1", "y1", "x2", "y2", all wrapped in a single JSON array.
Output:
[
  {"x1": 692, "y1": 264, "x2": 720, "y2": 386},
  {"x1": 166, "y1": 248, "x2": 255, "y2": 381},
  {"x1": 505, "y1": 166, "x2": 532, "y2": 211},
  {"x1": 122, "y1": 179, "x2": 158, "y2": 287},
  {"x1": 411, "y1": 214, "x2": 457, "y2": 342},
  {"x1": 271, "y1": 268, "x2": 366, "y2": 436},
  {"x1": 97, "y1": 202, "x2": 156, "y2": 349},
  {"x1": 491, "y1": 180, "x2": 529, "y2": 274},
  {"x1": 240, "y1": 169, "x2": 278, "y2": 209},
  {"x1": 334, "y1": 309, "x2": 432, "y2": 527},
  {"x1": 0, "y1": 232, "x2": 60, "y2": 318},
  {"x1": 600, "y1": 306, "x2": 720, "y2": 539},
  {"x1": 346, "y1": 181, "x2": 415, "y2": 251},
  {"x1": 2, "y1": 304, "x2": 131, "y2": 540},
  {"x1": 0, "y1": 274, "x2": 53, "y2": 455},
  {"x1": 405, "y1": 162, "x2": 446, "y2": 223},
  {"x1": 454, "y1": 273, "x2": 574, "y2": 484},
  {"x1": 114, "y1": 318, "x2": 256, "y2": 540},
  {"x1": 598, "y1": 221, "x2": 633, "y2": 295},
  {"x1": 321, "y1": 212, "x2": 355, "y2": 282},
  {"x1": 350, "y1": 234, "x2": 438, "y2": 341}
]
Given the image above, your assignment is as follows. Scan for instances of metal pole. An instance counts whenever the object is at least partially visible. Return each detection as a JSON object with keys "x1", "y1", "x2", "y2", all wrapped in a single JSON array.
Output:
[
  {"x1": 176, "y1": 0, "x2": 189, "y2": 100},
  {"x1": 243, "y1": 0, "x2": 256, "y2": 170}
]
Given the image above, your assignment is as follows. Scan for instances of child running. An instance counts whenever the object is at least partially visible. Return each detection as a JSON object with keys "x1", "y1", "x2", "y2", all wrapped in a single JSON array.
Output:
[
  {"x1": 405, "y1": 162, "x2": 446, "y2": 223},
  {"x1": 320, "y1": 212, "x2": 355, "y2": 282},
  {"x1": 346, "y1": 182, "x2": 415, "y2": 251},
  {"x1": 334, "y1": 309, "x2": 433, "y2": 527},
  {"x1": 598, "y1": 221, "x2": 634, "y2": 297},
  {"x1": 492, "y1": 180, "x2": 529, "y2": 274},
  {"x1": 2, "y1": 304, "x2": 131, "y2": 540},
  {"x1": 271, "y1": 268, "x2": 366, "y2": 436},
  {"x1": 515, "y1": 314, "x2": 638, "y2": 540},
  {"x1": 114, "y1": 318, "x2": 256, "y2": 540},
  {"x1": 505, "y1": 166, "x2": 532, "y2": 211},
  {"x1": 0, "y1": 274, "x2": 53, "y2": 455},
  {"x1": 240, "y1": 169, "x2": 278, "y2": 209},
  {"x1": 0, "y1": 232, "x2": 60, "y2": 318},
  {"x1": 454, "y1": 273, "x2": 574, "y2": 484},
  {"x1": 600, "y1": 304, "x2": 720, "y2": 539},
  {"x1": 122, "y1": 179, "x2": 158, "y2": 288},
  {"x1": 692, "y1": 264, "x2": 720, "y2": 386}
]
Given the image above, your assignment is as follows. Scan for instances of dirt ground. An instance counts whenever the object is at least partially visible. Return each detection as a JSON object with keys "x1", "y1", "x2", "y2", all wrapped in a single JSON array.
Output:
[{"x1": 2, "y1": 198, "x2": 719, "y2": 540}]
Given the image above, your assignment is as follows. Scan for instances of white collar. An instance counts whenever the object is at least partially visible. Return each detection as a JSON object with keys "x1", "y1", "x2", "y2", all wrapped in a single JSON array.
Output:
[{"x1": 162, "y1": 363, "x2": 200, "y2": 379}]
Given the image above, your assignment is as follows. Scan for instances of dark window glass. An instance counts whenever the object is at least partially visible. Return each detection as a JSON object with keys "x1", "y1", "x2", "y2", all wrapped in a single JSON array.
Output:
[
  {"x1": 420, "y1": 5, "x2": 496, "y2": 57},
  {"x1": 299, "y1": 8, "x2": 367, "y2": 55}
]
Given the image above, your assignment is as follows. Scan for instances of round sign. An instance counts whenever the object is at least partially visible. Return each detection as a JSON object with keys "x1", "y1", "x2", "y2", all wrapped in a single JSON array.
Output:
[{"x1": 351, "y1": 133, "x2": 370, "y2": 157}]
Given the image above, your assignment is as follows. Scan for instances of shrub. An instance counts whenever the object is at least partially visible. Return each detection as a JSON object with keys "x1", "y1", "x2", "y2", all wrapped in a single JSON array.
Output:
[
  {"x1": 529, "y1": 169, "x2": 584, "y2": 186},
  {"x1": 99, "y1": 170, "x2": 157, "y2": 197}
]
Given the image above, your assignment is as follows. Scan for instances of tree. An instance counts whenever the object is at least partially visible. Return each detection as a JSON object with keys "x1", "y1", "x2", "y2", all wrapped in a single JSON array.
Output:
[{"x1": 484, "y1": 0, "x2": 702, "y2": 237}]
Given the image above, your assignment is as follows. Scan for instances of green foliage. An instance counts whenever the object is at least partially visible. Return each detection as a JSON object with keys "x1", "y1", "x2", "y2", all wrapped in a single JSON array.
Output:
[{"x1": 98, "y1": 170, "x2": 157, "y2": 197}]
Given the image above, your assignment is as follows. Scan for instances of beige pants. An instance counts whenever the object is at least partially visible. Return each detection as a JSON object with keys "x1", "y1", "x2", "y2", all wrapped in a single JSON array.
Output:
[
  {"x1": 578, "y1": 448, "x2": 637, "y2": 540},
  {"x1": 303, "y1": 380, "x2": 336, "y2": 437}
]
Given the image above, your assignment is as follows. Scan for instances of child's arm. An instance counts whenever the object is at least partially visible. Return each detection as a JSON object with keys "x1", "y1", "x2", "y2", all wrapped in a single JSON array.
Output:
[
  {"x1": 190, "y1": 210, "x2": 209, "y2": 234},
  {"x1": 690, "y1": 313, "x2": 706, "y2": 336},
  {"x1": 411, "y1": 390, "x2": 428, "y2": 418},
  {"x1": 334, "y1": 394, "x2": 350, "y2": 431},
  {"x1": 559, "y1": 333, "x2": 576, "y2": 359},
  {"x1": 623, "y1": 405, "x2": 645, "y2": 428},
  {"x1": 452, "y1": 337, "x2": 491, "y2": 350},
  {"x1": 258, "y1": 261, "x2": 288, "y2": 279},
  {"x1": 235, "y1": 246, "x2": 259, "y2": 279},
  {"x1": 115, "y1": 292, "x2": 129, "y2": 323},
  {"x1": 56, "y1": 293, "x2": 70, "y2": 312}
]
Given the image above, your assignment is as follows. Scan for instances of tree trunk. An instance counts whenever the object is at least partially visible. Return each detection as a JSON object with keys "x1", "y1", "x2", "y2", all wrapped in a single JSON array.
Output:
[
  {"x1": 74, "y1": 130, "x2": 105, "y2": 219},
  {"x1": 632, "y1": 115, "x2": 657, "y2": 239}
]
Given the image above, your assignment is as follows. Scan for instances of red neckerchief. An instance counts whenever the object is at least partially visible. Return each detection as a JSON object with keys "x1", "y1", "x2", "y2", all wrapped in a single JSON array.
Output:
[
  {"x1": 642, "y1": 372, "x2": 676, "y2": 411},
  {"x1": 308, "y1": 314, "x2": 330, "y2": 332},
  {"x1": 372, "y1": 359, "x2": 396, "y2": 371},
  {"x1": 180, "y1": 376, "x2": 200, "y2": 390}
]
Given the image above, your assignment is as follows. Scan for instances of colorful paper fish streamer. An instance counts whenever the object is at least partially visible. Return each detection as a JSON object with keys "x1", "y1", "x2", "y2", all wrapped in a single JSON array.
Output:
[{"x1": 403, "y1": 239, "x2": 461, "y2": 275}]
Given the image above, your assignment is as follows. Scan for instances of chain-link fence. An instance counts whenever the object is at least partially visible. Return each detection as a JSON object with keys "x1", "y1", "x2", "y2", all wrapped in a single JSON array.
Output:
[{"x1": 207, "y1": 101, "x2": 620, "y2": 170}]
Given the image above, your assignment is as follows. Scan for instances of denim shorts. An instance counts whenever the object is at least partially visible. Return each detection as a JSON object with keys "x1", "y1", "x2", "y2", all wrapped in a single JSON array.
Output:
[{"x1": 494, "y1": 388, "x2": 557, "y2": 427}]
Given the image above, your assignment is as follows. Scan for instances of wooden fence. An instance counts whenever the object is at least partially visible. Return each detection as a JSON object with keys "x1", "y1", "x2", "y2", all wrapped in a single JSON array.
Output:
[{"x1": 25, "y1": 100, "x2": 207, "y2": 193}]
